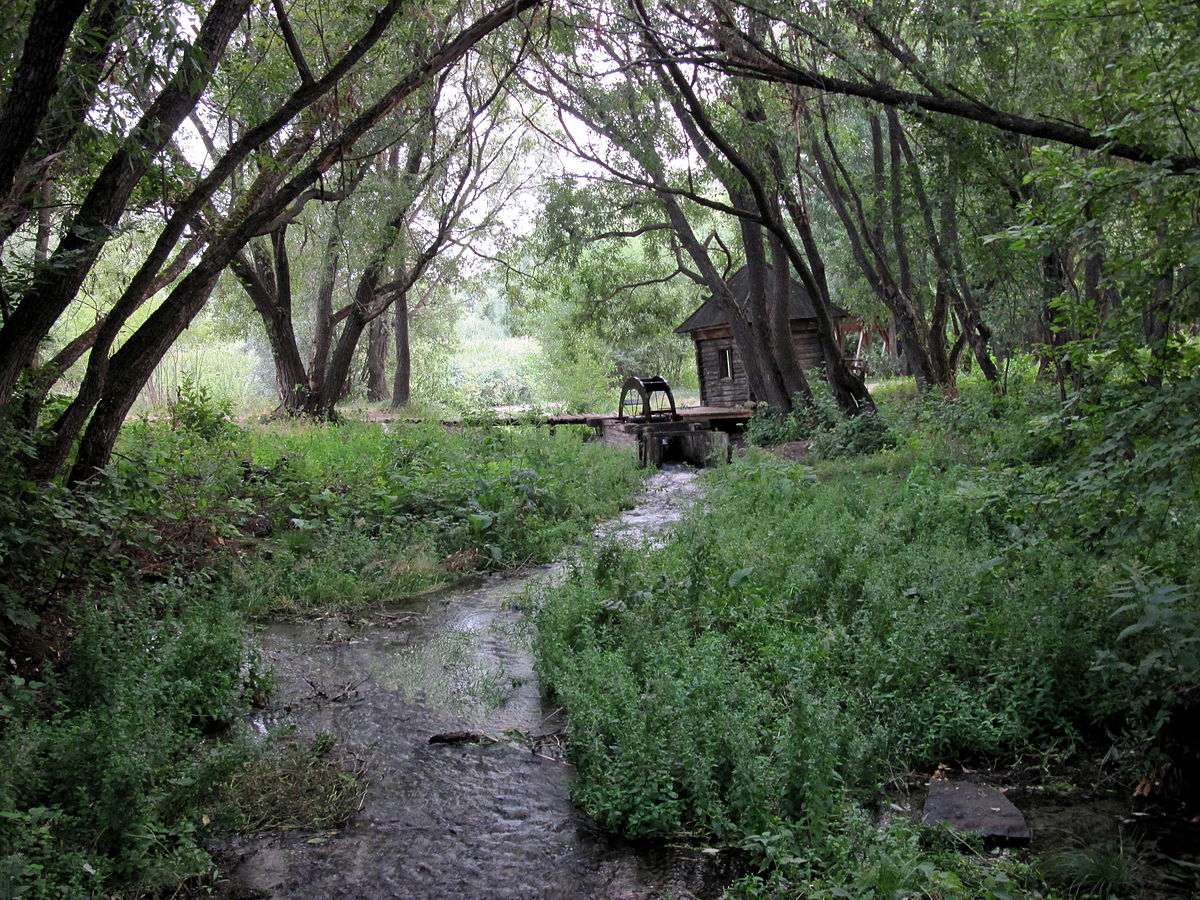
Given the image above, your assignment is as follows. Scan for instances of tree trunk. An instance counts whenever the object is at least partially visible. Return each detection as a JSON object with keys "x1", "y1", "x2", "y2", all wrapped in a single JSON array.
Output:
[
  {"x1": 312, "y1": 261, "x2": 388, "y2": 418},
  {"x1": 1143, "y1": 226, "x2": 1173, "y2": 389},
  {"x1": 0, "y1": 0, "x2": 89, "y2": 201},
  {"x1": 805, "y1": 101, "x2": 940, "y2": 389},
  {"x1": 939, "y1": 180, "x2": 999, "y2": 384},
  {"x1": 391, "y1": 290, "x2": 411, "y2": 407},
  {"x1": 655, "y1": 188, "x2": 772, "y2": 404},
  {"x1": 229, "y1": 242, "x2": 310, "y2": 412},
  {"x1": 774, "y1": 159, "x2": 870, "y2": 413},
  {"x1": 308, "y1": 229, "x2": 340, "y2": 398},
  {"x1": 0, "y1": 0, "x2": 252, "y2": 404},
  {"x1": 317, "y1": 312, "x2": 369, "y2": 419},
  {"x1": 1, "y1": 0, "x2": 128, "y2": 245},
  {"x1": 69, "y1": 266, "x2": 225, "y2": 485},
  {"x1": 768, "y1": 233, "x2": 812, "y2": 405},
  {"x1": 735, "y1": 206, "x2": 790, "y2": 410},
  {"x1": 1039, "y1": 249, "x2": 1077, "y2": 395},
  {"x1": 365, "y1": 318, "x2": 389, "y2": 401}
]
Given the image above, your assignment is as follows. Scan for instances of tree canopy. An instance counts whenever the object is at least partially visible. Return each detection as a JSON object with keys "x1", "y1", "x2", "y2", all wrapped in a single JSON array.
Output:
[{"x1": 1, "y1": 0, "x2": 1197, "y2": 479}]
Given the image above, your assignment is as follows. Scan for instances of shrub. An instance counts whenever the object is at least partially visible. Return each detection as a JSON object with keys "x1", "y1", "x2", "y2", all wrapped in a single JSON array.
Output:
[
  {"x1": 0, "y1": 588, "x2": 262, "y2": 897},
  {"x1": 746, "y1": 384, "x2": 894, "y2": 458},
  {"x1": 168, "y1": 376, "x2": 237, "y2": 440}
]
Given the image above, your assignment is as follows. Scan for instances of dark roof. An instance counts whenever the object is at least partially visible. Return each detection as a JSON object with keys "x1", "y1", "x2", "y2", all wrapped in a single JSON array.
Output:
[{"x1": 674, "y1": 263, "x2": 848, "y2": 334}]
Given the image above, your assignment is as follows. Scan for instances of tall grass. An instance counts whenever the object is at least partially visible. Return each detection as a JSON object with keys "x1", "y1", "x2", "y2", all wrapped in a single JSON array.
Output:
[
  {"x1": 232, "y1": 418, "x2": 643, "y2": 616},
  {"x1": 533, "y1": 376, "x2": 1200, "y2": 897}
]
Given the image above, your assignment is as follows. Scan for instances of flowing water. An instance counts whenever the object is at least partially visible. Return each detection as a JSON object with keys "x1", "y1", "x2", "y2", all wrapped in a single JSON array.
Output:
[{"x1": 211, "y1": 465, "x2": 737, "y2": 899}]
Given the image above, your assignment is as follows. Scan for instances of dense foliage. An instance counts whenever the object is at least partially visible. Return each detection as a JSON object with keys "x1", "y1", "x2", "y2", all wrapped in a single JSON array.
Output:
[
  {"x1": 534, "y1": 375, "x2": 1200, "y2": 897},
  {"x1": 0, "y1": 397, "x2": 642, "y2": 898}
]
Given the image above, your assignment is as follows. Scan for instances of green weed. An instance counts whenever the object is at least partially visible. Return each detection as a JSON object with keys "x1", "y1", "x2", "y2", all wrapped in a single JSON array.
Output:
[
  {"x1": 534, "y1": 377, "x2": 1200, "y2": 897},
  {"x1": 1040, "y1": 843, "x2": 1140, "y2": 898},
  {"x1": 234, "y1": 420, "x2": 643, "y2": 616},
  {"x1": 204, "y1": 733, "x2": 368, "y2": 833}
]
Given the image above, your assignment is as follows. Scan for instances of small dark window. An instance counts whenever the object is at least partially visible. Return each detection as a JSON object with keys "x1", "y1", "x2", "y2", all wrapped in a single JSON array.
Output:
[{"x1": 717, "y1": 348, "x2": 733, "y2": 379}]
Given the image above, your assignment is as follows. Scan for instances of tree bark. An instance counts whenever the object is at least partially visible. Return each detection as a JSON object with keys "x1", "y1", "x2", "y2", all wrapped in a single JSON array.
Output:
[
  {"x1": 886, "y1": 108, "x2": 951, "y2": 384},
  {"x1": 768, "y1": 232, "x2": 812, "y2": 405},
  {"x1": 1, "y1": 0, "x2": 128, "y2": 244},
  {"x1": 0, "y1": 0, "x2": 89, "y2": 201},
  {"x1": 1144, "y1": 226, "x2": 1173, "y2": 389},
  {"x1": 365, "y1": 318, "x2": 389, "y2": 401},
  {"x1": 938, "y1": 171, "x2": 999, "y2": 383},
  {"x1": 773, "y1": 145, "x2": 863, "y2": 409},
  {"x1": 636, "y1": 30, "x2": 868, "y2": 413},
  {"x1": 735, "y1": 203, "x2": 789, "y2": 409},
  {"x1": 391, "y1": 290, "x2": 412, "y2": 407},
  {"x1": 308, "y1": 228, "x2": 341, "y2": 401},
  {"x1": 316, "y1": 271, "x2": 379, "y2": 419}
]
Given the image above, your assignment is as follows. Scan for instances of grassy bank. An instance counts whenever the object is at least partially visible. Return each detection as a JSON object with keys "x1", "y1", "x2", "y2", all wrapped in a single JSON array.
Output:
[
  {"x1": 0, "y1": 398, "x2": 643, "y2": 898},
  {"x1": 229, "y1": 417, "x2": 644, "y2": 616},
  {"x1": 533, "y1": 376, "x2": 1200, "y2": 898}
]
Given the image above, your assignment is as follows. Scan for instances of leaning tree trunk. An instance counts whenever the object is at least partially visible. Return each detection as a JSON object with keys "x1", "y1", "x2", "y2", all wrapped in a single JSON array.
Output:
[
  {"x1": 0, "y1": 0, "x2": 252, "y2": 404},
  {"x1": 767, "y1": 233, "x2": 813, "y2": 406},
  {"x1": 1, "y1": 0, "x2": 128, "y2": 246},
  {"x1": 0, "y1": 0, "x2": 89, "y2": 202},
  {"x1": 773, "y1": 159, "x2": 872, "y2": 414},
  {"x1": 736, "y1": 209, "x2": 791, "y2": 410},
  {"x1": 802, "y1": 101, "x2": 941, "y2": 390},
  {"x1": 69, "y1": 265, "x2": 225, "y2": 485}
]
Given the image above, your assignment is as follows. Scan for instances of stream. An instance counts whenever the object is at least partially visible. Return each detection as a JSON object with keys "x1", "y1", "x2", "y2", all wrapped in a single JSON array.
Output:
[{"x1": 210, "y1": 465, "x2": 735, "y2": 899}]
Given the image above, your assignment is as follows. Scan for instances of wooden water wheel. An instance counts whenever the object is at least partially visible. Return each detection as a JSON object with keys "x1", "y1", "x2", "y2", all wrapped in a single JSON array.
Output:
[{"x1": 617, "y1": 376, "x2": 680, "y2": 423}]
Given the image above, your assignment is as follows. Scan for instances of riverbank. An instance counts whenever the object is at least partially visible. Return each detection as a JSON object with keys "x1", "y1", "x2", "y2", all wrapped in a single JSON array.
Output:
[
  {"x1": 533, "y1": 379, "x2": 1200, "y2": 899},
  {"x1": 0, "y1": 415, "x2": 647, "y2": 899},
  {"x1": 205, "y1": 465, "x2": 735, "y2": 899}
]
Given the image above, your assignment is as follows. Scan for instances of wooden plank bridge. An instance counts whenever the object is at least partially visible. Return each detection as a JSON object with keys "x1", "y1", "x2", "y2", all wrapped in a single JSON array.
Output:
[
  {"x1": 378, "y1": 378, "x2": 752, "y2": 467},
  {"x1": 457, "y1": 406, "x2": 752, "y2": 467},
  {"x1": 375, "y1": 405, "x2": 752, "y2": 467}
]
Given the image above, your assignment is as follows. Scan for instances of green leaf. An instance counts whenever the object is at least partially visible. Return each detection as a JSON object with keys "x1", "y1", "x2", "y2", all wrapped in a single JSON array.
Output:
[{"x1": 728, "y1": 567, "x2": 754, "y2": 587}]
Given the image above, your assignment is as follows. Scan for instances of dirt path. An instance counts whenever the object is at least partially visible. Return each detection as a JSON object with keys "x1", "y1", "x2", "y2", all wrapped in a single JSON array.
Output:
[{"x1": 211, "y1": 467, "x2": 736, "y2": 899}]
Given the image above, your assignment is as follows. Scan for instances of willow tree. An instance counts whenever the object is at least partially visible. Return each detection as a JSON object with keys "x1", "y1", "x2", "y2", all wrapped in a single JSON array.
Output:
[
  {"x1": 523, "y1": 0, "x2": 872, "y2": 415},
  {"x1": 643, "y1": 0, "x2": 1200, "y2": 390},
  {"x1": 0, "y1": 0, "x2": 542, "y2": 483}
]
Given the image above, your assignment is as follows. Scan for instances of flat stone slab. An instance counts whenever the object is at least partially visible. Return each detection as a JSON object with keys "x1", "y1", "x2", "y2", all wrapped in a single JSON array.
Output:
[{"x1": 922, "y1": 779, "x2": 1031, "y2": 845}]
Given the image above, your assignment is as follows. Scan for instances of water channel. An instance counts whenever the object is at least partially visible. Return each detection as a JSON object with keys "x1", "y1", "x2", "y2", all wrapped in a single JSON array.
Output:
[{"x1": 211, "y1": 465, "x2": 735, "y2": 899}]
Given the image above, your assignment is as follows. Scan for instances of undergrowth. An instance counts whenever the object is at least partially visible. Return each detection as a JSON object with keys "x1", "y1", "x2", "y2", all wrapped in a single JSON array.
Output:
[
  {"x1": 0, "y1": 384, "x2": 644, "y2": 899},
  {"x1": 231, "y1": 418, "x2": 643, "y2": 616},
  {"x1": 534, "y1": 374, "x2": 1200, "y2": 898}
]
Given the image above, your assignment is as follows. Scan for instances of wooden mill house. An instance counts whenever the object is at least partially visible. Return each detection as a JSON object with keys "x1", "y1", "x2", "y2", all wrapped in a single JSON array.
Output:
[{"x1": 675, "y1": 264, "x2": 854, "y2": 407}]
